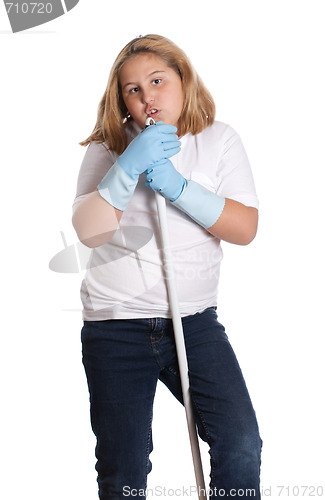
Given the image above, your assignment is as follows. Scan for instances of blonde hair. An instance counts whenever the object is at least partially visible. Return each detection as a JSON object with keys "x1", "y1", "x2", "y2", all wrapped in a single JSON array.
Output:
[{"x1": 80, "y1": 34, "x2": 216, "y2": 155}]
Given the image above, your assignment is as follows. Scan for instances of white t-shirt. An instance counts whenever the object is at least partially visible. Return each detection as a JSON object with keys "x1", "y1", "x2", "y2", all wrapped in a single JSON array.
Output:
[{"x1": 73, "y1": 121, "x2": 259, "y2": 320}]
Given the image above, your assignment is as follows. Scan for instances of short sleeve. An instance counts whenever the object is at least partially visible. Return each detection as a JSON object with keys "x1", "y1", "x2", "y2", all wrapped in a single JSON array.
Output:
[
  {"x1": 74, "y1": 141, "x2": 117, "y2": 199},
  {"x1": 216, "y1": 126, "x2": 259, "y2": 209}
]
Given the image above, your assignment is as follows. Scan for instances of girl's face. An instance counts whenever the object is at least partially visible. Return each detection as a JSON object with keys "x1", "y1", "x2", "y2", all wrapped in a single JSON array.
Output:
[{"x1": 119, "y1": 53, "x2": 184, "y2": 130}]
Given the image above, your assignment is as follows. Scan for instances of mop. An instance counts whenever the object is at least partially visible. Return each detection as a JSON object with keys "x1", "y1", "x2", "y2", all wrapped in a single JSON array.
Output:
[{"x1": 145, "y1": 117, "x2": 206, "y2": 499}]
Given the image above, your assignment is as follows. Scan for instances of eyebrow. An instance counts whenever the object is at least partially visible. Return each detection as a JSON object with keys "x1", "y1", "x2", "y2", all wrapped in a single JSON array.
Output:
[{"x1": 122, "y1": 70, "x2": 166, "y2": 89}]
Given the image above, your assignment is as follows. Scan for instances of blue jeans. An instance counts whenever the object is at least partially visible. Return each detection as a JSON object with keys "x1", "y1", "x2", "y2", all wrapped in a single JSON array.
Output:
[{"x1": 81, "y1": 307, "x2": 262, "y2": 499}]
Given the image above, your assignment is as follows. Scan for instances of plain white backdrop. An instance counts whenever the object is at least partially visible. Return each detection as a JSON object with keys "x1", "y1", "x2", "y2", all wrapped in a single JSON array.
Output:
[{"x1": 1, "y1": 1, "x2": 324, "y2": 498}]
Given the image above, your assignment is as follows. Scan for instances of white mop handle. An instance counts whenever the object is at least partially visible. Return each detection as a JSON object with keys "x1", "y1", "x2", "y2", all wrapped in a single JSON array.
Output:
[{"x1": 155, "y1": 192, "x2": 206, "y2": 499}]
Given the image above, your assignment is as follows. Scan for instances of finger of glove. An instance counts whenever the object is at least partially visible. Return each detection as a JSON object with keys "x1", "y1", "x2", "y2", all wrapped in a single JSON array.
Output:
[
  {"x1": 155, "y1": 123, "x2": 178, "y2": 134},
  {"x1": 146, "y1": 161, "x2": 173, "y2": 181},
  {"x1": 141, "y1": 129, "x2": 179, "y2": 152},
  {"x1": 146, "y1": 164, "x2": 168, "y2": 178},
  {"x1": 142, "y1": 123, "x2": 177, "y2": 137},
  {"x1": 145, "y1": 174, "x2": 168, "y2": 192},
  {"x1": 162, "y1": 146, "x2": 181, "y2": 158},
  {"x1": 145, "y1": 179, "x2": 155, "y2": 190},
  {"x1": 146, "y1": 159, "x2": 171, "y2": 173},
  {"x1": 162, "y1": 140, "x2": 181, "y2": 151},
  {"x1": 160, "y1": 134, "x2": 180, "y2": 144},
  {"x1": 146, "y1": 141, "x2": 178, "y2": 161}
]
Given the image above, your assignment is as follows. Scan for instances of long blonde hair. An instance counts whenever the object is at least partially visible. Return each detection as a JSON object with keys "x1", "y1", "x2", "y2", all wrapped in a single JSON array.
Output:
[{"x1": 80, "y1": 34, "x2": 216, "y2": 155}]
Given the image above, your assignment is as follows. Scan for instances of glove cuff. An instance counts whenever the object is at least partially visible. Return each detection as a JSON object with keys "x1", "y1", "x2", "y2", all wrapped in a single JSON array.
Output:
[
  {"x1": 97, "y1": 161, "x2": 138, "y2": 211},
  {"x1": 171, "y1": 180, "x2": 226, "y2": 229}
]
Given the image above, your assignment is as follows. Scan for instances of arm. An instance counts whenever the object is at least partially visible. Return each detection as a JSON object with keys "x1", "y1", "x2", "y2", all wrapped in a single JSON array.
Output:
[
  {"x1": 145, "y1": 125, "x2": 259, "y2": 246},
  {"x1": 72, "y1": 191, "x2": 123, "y2": 248},
  {"x1": 146, "y1": 162, "x2": 258, "y2": 246},
  {"x1": 72, "y1": 123, "x2": 180, "y2": 248},
  {"x1": 207, "y1": 198, "x2": 258, "y2": 245}
]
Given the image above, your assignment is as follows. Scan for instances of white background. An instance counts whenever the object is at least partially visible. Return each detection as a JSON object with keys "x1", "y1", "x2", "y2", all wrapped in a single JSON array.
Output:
[{"x1": 1, "y1": 0, "x2": 324, "y2": 498}]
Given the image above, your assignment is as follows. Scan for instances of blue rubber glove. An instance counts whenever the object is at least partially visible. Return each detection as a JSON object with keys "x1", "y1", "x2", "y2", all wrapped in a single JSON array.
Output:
[
  {"x1": 171, "y1": 181, "x2": 226, "y2": 229},
  {"x1": 145, "y1": 159, "x2": 187, "y2": 202},
  {"x1": 97, "y1": 123, "x2": 181, "y2": 211},
  {"x1": 118, "y1": 123, "x2": 181, "y2": 180},
  {"x1": 146, "y1": 159, "x2": 226, "y2": 229}
]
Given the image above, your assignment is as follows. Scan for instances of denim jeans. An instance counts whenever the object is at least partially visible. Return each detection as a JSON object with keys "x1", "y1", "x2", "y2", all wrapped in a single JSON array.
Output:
[{"x1": 81, "y1": 307, "x2": 262, "y2": 500}]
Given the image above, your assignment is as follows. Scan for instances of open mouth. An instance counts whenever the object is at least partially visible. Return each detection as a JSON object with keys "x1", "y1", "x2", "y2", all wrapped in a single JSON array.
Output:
[{"x1": 147, "y1": 108, "x2": 160, "y2": 117}]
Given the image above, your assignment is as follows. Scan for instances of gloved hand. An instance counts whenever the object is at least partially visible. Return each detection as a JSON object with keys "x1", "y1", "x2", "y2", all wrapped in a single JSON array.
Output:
[
  {"x1": 97, "y1": 122, "x2": 180, "y2": 211},
  {"x1": 143, "y1": 124, "x2": 225, "y2": 230},
  {"x1": 117, "y1": 123, "x2": 181, "y2": 180},
  {"x1": 171, "y1": 181, "x2": 226, "y2": 229},
  {"x1": 146, "y1": 156, "x2": 226, "y2": 229},
  {"x1": 145, "y1": 159, "x2": 187, "y2": 202}
]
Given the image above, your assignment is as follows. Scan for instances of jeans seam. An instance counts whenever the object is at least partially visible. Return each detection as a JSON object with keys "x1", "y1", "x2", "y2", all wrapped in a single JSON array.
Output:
[
  {"x1": 150, "y1": 329, "x2": 166, "y2": 369},
  {"x1": 150, "y1": 330, "x2": 165, "y2": 344},
  {"x1": 144, "y1": 409, "x2": 154, "y2": 482},
  {"x1": 190, "y1": 391, "x2": 217, "y2": 488}
]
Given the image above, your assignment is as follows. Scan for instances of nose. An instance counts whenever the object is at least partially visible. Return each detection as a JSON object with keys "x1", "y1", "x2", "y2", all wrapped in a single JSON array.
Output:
[{"x1": 142, "y1": 86, "x2": 155, "y2": 105}]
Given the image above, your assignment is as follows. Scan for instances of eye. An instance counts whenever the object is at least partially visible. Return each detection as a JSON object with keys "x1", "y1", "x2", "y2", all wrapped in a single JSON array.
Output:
[
  {"x1": 152, "y1": 78, "x2": 162, "y2": 85},
  {"x1": 129, "y1": 86, "x2": 140, "y2": 94}
]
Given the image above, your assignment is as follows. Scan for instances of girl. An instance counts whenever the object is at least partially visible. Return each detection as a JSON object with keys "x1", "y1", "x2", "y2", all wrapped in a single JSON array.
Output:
[{"x1": 72, "y1": 34, "x2": 262, "y2": 500}]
